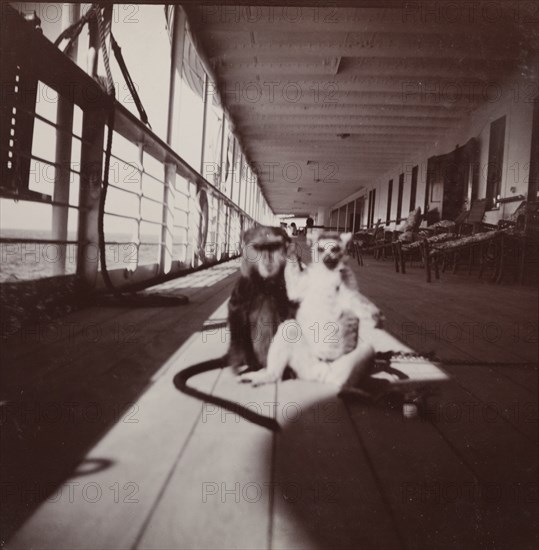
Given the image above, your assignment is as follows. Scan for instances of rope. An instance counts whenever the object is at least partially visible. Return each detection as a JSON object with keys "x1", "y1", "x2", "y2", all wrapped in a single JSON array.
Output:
[
  {"x1": 95, "y1": 5, "x2": 114, "y2": 95},
  {"x1": 110, "y1": 34, "x2": 151, "y2": 128},
  {"x1": 54, "y1": 5, "x2": 98, "y2": 53},
  {"x1": 54, "y1": 4, "x2": 150, "y2": 127},
  {"x1": 92, "y1": 4, "x2": 126, "y2": 299}
]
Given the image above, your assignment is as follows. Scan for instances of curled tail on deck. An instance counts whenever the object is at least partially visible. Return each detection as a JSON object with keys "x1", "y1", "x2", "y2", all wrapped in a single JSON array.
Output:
[{"x1": 173, "y1": 358, "x2": 280, "y2": 432}]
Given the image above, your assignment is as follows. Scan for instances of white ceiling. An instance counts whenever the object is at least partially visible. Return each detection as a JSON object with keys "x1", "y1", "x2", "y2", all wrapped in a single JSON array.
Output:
[{"x1": 185, "y1": 1, "x2": 538, "y2": 216}]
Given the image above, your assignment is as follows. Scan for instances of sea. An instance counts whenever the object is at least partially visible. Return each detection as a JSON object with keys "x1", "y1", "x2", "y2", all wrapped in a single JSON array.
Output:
[{"x1": 0, "y1": 229, "x2": 166, "y2": 283}]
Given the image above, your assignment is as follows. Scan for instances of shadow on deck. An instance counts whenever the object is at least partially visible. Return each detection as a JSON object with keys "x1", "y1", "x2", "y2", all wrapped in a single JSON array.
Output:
[{"x1": 2, "y1": 250, "x2": 538, "y2": 549}]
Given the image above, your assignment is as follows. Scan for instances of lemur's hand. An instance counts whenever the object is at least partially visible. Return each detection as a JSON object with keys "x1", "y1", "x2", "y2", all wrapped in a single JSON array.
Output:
[
  {"x1": 285, "y1": 243, "x2": 303, "y2": 266},
  {"x1": 371, "y1": 306, "x2": 385, "y2": 329},
  {"x1": 237, "y1": 369, "x2": 279, "y2": 387}
]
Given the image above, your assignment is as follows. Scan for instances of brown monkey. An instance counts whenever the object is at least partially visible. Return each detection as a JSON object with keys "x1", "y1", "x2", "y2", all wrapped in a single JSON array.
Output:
[
  {"x1": 227, "y1": 225, "x2": 296, "y2": 371},
  {"x1": 174, "y1": 225, "x2": 298, "y2": 431}
]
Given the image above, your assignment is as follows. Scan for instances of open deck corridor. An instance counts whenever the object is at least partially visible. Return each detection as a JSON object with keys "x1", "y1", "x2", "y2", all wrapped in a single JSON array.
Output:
[{"x1": 2, "y1": 242, "x2": 537, "y2": 550}]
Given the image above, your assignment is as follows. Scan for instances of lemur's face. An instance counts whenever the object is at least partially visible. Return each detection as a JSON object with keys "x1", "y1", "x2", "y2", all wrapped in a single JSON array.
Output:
[{"x1": 313, "y1": 232, "x2": 352, "y2": 270}]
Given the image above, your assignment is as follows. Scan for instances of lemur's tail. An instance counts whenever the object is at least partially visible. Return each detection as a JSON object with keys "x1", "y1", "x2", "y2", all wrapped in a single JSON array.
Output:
[{"x1": 173, "y1": 358, "x2": 280, "y2": 432}]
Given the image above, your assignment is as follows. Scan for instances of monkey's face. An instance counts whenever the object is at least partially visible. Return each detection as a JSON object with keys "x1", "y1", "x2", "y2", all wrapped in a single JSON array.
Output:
[
  {"x1": 313, "y1": 232, "x2": 352, "y2": 270},
  {"x1": 241, "y1": 226, "x2": 290, "y2": 279},
  {"x1": 255, "y1": 243, "x2": 287, "y2": 279}
]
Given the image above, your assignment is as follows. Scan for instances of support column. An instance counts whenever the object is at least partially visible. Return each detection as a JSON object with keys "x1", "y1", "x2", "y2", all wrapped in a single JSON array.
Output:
[
  {"x1": 52, "y1": 3, "x2": 80, "y2": 276},
  {"x1": 160, "y1": 163, "x2": 175, "y2": 274},
  {"x1": 199, "y1": 73, "x2": 209, "y2": 174},
  {"x1": 76, "y1": 109, "x2": 105, "y2": 286},
  {"x1": 317, "y1": 207, "x2": 326, "y2": 227},
  {"x1": 77, "y1": 14, "x2": 103, "y2": 286},
  {"x1": 163, "y1": 5, "x2": 186, "y2": 272}
]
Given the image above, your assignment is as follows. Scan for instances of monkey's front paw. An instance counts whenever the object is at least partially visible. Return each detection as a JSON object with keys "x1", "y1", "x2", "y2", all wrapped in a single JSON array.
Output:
[
  {"x1": 237, "y1": 370, "x2": 277, "y2": 387},
  {"x1": 372, "y1": 309, "x2": 385, "y2": 328}
]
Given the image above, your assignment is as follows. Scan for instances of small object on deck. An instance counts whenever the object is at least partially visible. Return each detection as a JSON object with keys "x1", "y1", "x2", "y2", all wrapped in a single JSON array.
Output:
[
  {"x1": 403, "y1": 402, "x2": 419, "y2": 419},
  {"x1": 341, "y1": 351, "x2": 448, "y2": 419}
]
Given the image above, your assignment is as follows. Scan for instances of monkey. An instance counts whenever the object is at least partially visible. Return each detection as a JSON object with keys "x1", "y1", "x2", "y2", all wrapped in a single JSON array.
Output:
[
  {"x1": 238, "y1": 231, "x2": 383, "y2": 389},
  {"x1": 227, "y1": 224, "x2": 297, "y2": 371},
  {"x1": 174, "y1": 225, "x2": 297, "y2": 431}
]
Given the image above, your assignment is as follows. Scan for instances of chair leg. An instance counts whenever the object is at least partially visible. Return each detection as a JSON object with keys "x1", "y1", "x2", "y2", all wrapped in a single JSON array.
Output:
[
  {"x1": 478, "y1": 243, "x2": 485, "y2": 279},
  {"x1": 467, "y1": 246, "x2": 474, "y2": 275},
  {"x1": 434, "y1": 254, "x2": 440, "y2": 280},
  {"x1": 491, "y1": 236, "x2": 502, "y2": 283},
  {"x1": 496, "y1": 233, "x2": 505, "y2": 284},
  {"x1": 518, "y1": 236, "x2": 526, "y2": 285},
  {"x1": 452, "y1": 251, "x2": 459, "y2": 274},
  {"x1": 421, "y1": 241, "x2": 431, "y2": 283},
  {"x1": 401, "y1": 250, "x2": 406, "y2": 274}
]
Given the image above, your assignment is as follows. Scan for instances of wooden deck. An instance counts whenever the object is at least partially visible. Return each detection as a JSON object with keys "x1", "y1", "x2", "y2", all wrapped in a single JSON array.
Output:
[{"x1": 2, "y1": 245, "x2": 538, "y2": 549}]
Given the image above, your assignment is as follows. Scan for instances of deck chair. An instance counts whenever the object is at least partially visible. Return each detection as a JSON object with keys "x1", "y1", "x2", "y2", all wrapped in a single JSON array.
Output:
[
  {"x1": 422, "y1": 229, "x2": 502, "y2": 282},
  {"x1": 457, "y1": 198, "x2": 488, "y2": 235},
  {"x1": 441, "y1": 199, "x2": 492, "y2": 274},
  {"x1": 369, "y1": 208, "x2": 423, "y2": 263},
  {"x1": 496, "y1": 201, "x2": 539, "y2": 284},
  {"x1": 394, "y1": 200, "x2": 490, "y2": 278},
  {"x1": 421, "y1": 199, "x2": 511, "y2": 282},
  {"x1": 353, "y1": 219, "x2": 383, "y2": 263}
]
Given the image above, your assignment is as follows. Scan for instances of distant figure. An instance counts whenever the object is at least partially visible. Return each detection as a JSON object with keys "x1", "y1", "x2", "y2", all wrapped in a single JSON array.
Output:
[
  {"x1": 290, "y1": 222, "x2": 297, "y2": 236},
  {"x1": 305, "y1": 216, "x2": 315, "y2": 244}
]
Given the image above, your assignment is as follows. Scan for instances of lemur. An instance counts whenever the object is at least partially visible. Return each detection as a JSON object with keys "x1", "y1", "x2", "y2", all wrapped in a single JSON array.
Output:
[
  {"x1": 174, "y1": 225, "x2": 298, "y2": 431},
  {"x1": 238, "y1": 231, "x2": 383, "y2": 389}
]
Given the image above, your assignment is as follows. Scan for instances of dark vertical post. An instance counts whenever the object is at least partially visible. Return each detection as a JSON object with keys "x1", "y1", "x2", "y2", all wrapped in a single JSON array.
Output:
[
  {"x1": 52, "y1": 4, "x2": 80, "y2": 276},
  {"x1": 77, "y1": 109, "x2": 105, "y2": 286},
  {"x1": 527, "y1": 97, "x2": 538, "y2": 201},
  {"x1": 77, "y1": 15, "x2": 103, "y2": 286},
  {"x1": 161, "y1": 6, "x2": 186, "y2": 274}
]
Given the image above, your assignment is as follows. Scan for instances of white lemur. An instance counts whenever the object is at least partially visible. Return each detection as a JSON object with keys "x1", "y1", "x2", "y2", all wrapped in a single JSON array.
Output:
[{"x1": 239, "y1": 231, "x2": 382, "y2": 389}]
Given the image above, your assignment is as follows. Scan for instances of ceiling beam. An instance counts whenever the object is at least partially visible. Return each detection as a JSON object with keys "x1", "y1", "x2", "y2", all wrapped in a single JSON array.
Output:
[
  {"x1": 210, "y1": 37, "x2": 519, "y2": 62},
  {"x1": 230, "y1": 103, "x2": 472, "y2": 116},
  {"x1": 224, "y1": 91, "x2": 484, "y2": 108}
]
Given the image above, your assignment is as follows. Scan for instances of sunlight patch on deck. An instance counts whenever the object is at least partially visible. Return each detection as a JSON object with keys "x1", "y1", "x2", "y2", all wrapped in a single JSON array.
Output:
[{"x1": 148, "y1": 261, "x2": 241, "y2": 291}]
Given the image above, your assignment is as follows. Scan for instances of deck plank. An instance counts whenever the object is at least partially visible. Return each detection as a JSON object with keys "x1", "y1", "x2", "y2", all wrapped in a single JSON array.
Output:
[
  {"x1": 341, "y1": 319, "x2": 479, "y2": 550},
  {"x1": 1, "y1": 263, "x2": 238, "y2": 365},
  {"x1": 345, "y1": 396, "x2": 482, "y2": 550},
  {"x1": 1, "y1": 264, "x2": 240, "y2": 540},
  {"x1": 137, "y1": 331, "x2": 276, "y2": 550},
  {"x1": 271, "y1": 380, "x2": 401, "y2": 550},
  {"x1": 351, "y1": 260, "x2": 538, "y2": 364},
  {"x1": 374, "y1": 291, "x2": 533, "y2": 364},
  {"x1": 426, "y1": 378, "x2": 539, "y2": 549},
  {"x1": 2, "y1": 265, "x2": 239, "y2": 398},
  {"x1": 489, "y1": 364, "x2": 538, "y2": 395},
  {"x1": 6, "y1": 316, "x2": 225, "y2": 550},
  {"x1": 443, "y1": 363, "x2": 538, "y2": 440}
]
